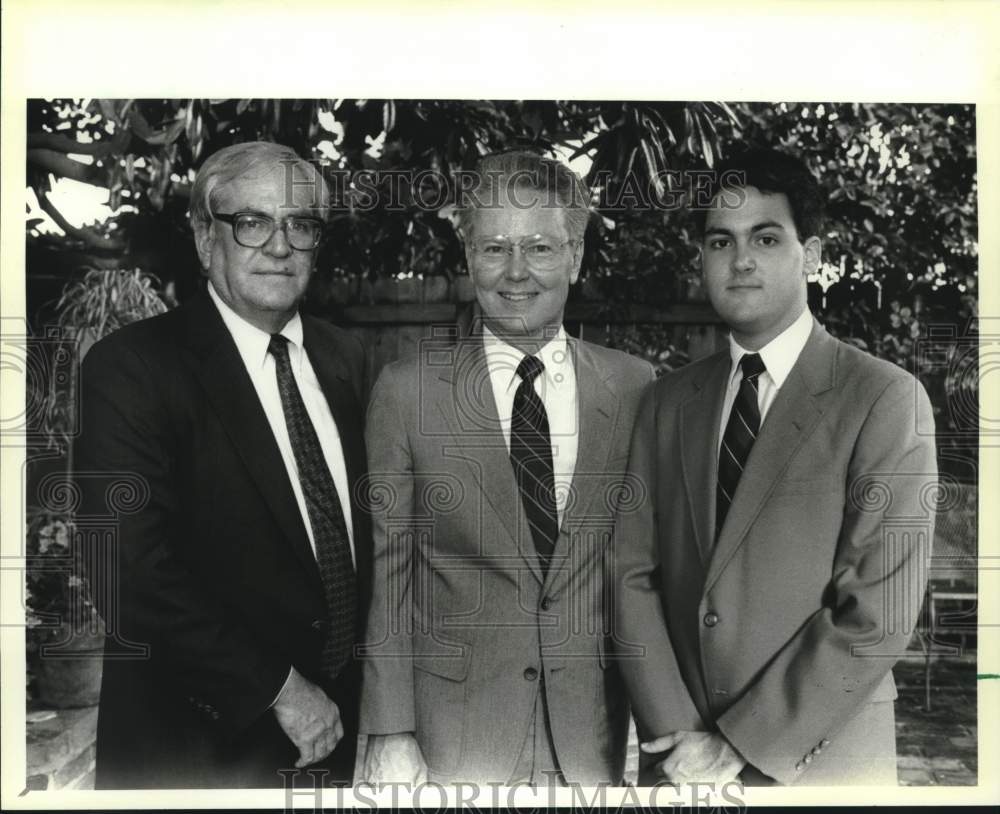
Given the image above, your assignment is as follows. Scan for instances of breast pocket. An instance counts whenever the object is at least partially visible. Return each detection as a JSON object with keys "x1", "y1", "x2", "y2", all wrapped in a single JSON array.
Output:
[{"x1": 771, "y1": 475, "x2": 842, "y2": 497}]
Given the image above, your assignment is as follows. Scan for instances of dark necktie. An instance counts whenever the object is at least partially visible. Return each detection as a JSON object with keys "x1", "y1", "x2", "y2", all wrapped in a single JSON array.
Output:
[
  {"x1": 716, "y1": 353, "x2": 767, "y2": 540},
  {"x1": 510, "y1": 355, "x2": 558, "y2": 574},
  {"x1": 268, "y1": 334, "x2": 356, "y2": 679}
]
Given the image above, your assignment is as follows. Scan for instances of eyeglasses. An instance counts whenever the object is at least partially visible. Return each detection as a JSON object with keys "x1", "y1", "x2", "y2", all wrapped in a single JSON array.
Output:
[
  {"x1": 469, "y1": 234, "x2": 578, "y2": 272},
  {"x1": 212, "y1": 211, "x2": 325, "y2": 251}
]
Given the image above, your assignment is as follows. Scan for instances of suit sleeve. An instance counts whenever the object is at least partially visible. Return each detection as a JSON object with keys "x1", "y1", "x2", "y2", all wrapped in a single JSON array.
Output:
[
  {"x1": 358, "y1": 364, "x2": 417, "y2": 734},
  {"x1": 614, "y1": 383, "x2": 706, "y2": 739},
  {"x1": 715, "y1": 374, "x2": 937, "y2": 783},
  {"x1": 75, "y1": 339, "x2": 290, "y2": 735}
]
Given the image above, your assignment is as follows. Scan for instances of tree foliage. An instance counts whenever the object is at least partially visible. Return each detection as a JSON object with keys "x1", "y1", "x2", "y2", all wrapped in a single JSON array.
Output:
[{"x1": 26, "y1": 99, "x2": 978, "y2": 478}]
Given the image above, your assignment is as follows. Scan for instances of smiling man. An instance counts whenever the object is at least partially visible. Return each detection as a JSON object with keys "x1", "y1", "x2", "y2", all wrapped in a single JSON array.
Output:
[
  {"x1": 76, "y1": 142, "x2": 370, "y2": 788},
  {"x1": 359, "y1": 151, "x2": 655, "y2": 785},
  {"x1": 614, "y1": 148, "x2": 937, "y2": 785}
]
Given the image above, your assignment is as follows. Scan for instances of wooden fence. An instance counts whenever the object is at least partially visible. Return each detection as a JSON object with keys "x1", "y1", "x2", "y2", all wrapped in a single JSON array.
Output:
[{"x1": 313, "y1": 276, "x2": 727, "y2": 386}]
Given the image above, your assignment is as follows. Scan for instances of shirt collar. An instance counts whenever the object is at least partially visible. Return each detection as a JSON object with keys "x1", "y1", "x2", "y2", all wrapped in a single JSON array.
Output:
[
  {"x1": 728, "y1": 307, "x2": 813, "y2": 389},
  {"x1": 208, "y1": 281, "x2": 304, "y2": 372},
  {"x1": 482, "y1": 325, "x2": 570, "y2": 392}
]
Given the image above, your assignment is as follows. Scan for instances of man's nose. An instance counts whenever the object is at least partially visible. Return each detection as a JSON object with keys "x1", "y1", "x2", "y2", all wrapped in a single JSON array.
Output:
[
  {"x1": 732, "y1": 246, "x2": 755, "y2": 274},
  {"x1": 263, "y1": 221, "x2": 293, "y2": 256},
  {"x1": 503, "y1": 248, "x2": 530, "y2": 280}
]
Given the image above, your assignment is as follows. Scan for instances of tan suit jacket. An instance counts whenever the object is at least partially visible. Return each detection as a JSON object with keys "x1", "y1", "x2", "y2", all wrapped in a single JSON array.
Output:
[
  {"x1": 360, "y1": 333, "x2": 654, "y2": 783},
  {"x1": 615, "y1": 320, "x2": 937, "y2": 785}
]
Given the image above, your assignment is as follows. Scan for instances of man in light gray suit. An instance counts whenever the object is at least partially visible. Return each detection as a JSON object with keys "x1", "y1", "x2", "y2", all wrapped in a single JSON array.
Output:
[
  {"x1": 359, "y1": 151, "x2": 655, "y2": 785},
  {"x1": 615, "y1": 148, "x2": 937, "y2": 786}
]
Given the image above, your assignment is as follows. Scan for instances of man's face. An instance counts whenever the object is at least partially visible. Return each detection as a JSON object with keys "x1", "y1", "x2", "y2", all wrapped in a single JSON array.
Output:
[
  {"x1": 196, "y1": 163, "x2": 321, "y2": 333},
  {"x1": 466, "y1": 188, "x2": 582, "y2": 350},
  {"x1": 701, "y1": 186, "x2": 820, "y2": 350}
]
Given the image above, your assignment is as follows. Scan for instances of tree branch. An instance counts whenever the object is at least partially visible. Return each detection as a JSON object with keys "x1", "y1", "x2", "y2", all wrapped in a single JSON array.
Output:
[
  {"x1": 27, "y1": 149, "x2": 108, "y2": 187},
  {"x1": 28, "y1": 130, "x2": 127, "y2": 157},
  {"x1": 35, "y1": 189, "x2": 125, "y2": 252}
]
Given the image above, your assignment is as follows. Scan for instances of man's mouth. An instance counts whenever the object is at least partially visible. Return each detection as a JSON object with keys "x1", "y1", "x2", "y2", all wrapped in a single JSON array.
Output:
[{"x1": 499, "y1": 292, "x2": 538, "y2": 302}]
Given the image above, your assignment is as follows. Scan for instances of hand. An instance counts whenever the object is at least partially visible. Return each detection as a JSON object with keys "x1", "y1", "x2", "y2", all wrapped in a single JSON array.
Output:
[
  {"x1": 641, "y1": 731, "x2": 746, "y2": 784},
  {"x1": 363, "y1": 732, "x2": 428, "y2": 784},
  {"x1": 272, "y1": 667, "x2": 343, "y2": 768}
]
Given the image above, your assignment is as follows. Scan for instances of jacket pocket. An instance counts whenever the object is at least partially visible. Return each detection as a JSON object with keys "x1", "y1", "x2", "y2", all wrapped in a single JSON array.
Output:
[
  {"x1": 413, "y1": 649, "x2": 469, "y2": 775},
  {"x1": 413, "y1": 647, "x2": 471, "y2": 682}
]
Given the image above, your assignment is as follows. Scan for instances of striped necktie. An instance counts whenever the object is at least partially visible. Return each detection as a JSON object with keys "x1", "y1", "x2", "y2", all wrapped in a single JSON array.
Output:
[
  {"x1": 716, "y1": 352, "x2": 766, "y2": 541},
  {"x1": 510, "y1": 354, "x2": 558, "y2": 574}
]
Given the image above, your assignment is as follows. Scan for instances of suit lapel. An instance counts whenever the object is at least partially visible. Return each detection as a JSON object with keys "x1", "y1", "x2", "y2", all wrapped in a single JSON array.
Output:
[
  {"x1": 680, "y1": 352, "x2": 731, "y2": 567},
  {"x1": 703, "y1": 321, "x2": 837, "y2": 593},
  {"x1": 544, "y1": 338, "x2": 617, "y2": 595},
  {"x1": 183, "y1": 293, "x2": 321, "y2": 589},
  {"x1": 437, "y1": 339, "x2": 544, "y2": 585}
]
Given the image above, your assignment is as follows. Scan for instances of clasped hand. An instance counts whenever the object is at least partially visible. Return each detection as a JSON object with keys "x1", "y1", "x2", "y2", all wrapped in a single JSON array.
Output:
[
  {"x1": 272, "y1": 667, "x2": 343, "y2": 768},
  {"x1": 641, "y1": 730, "x2": 746, "y2": 784}
]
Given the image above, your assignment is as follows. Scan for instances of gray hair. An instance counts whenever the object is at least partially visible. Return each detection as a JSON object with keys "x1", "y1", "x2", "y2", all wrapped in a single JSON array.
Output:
[
  {"x1": 456, "y1": 150, "x2": 591, "y2": 241},
  {"x1": 188, "y1": 141, "x2": 329, "y2": 233}
]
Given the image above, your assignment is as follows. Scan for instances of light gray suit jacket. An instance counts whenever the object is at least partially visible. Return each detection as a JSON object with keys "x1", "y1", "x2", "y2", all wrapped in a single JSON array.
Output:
[
  {"x1": 615, "y1": 319, "x2": 937, "y2": 785},
  {"x1": 359, "y1": 332, "x2": 655, "y2": 783}
]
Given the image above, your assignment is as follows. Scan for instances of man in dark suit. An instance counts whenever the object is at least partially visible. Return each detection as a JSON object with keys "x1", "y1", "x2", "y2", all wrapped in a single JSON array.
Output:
[
  {"x1": 359, "y1": 151, "x2": 653, "y2": 784},
  {"x1": 75, "y1": 141, "x2": 371, "y2": 788},
  {"x1": 615, "y1": 148, "x2": 937, "y2": 785}
]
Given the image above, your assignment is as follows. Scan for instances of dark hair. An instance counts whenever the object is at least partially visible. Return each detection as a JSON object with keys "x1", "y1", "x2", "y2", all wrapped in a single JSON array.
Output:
[{"x1": 694, "y1": 148, "x2": 825, "y2": 241}]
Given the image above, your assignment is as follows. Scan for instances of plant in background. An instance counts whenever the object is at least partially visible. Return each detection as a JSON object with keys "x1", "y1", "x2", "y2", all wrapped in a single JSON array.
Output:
[
  {"x1": 26, "y1": 267, "x2": 168, "y2": 705},
  {"x1": 25, "y1": 508, "x2": 95, "y2": 641},
  {"x1": 39, "y1": 267, "x2": 168, "y2": 452}
]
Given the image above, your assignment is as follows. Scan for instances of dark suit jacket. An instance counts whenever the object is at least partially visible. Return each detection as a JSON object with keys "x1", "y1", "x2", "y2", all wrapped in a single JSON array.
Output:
[
  {"x1": 359, "y1": 335, "x2": 654, "y2": 783},
  {"x1": 615, "y1": 319, "x2": 937, "y2": 785},
  {"x1": 74, "y1": 289, "x2": 371, "y2": 789}
]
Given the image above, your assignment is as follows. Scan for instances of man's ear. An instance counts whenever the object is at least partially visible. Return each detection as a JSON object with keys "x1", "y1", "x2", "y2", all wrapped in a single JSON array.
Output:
[
  {"x1": 802, "y1": 236, "x2": 822, "y2": 277},
  {"x1": 194, "y1": 222, "x2": 214, "y2": 272},
  {"x1": 459, "y1": 228, "x2": 475, "y2": 272},
  {"x1": 568, "y1": 239, "x2": 584, "y2": 285}
]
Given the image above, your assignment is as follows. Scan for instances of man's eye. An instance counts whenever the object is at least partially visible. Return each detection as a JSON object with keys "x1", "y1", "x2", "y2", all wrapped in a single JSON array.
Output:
[
  {"x1": 480, "y1": 243, "x2": 507, "y2": 255},
  {"x1": 525, "y1": 243, "x2": 555, "y2": 256},
  {"x1": 708, "y1": 239, "x2": 730, "y2": 250},
  {"x1": 757, "y1": 235, "x2": 779, "y2": 247},
  {"x1": 238, "y1": 216, "x2": 269, "y2": 231},
  {"x1": 288, "y1": 219, "x2": 314, "y2": 234}
]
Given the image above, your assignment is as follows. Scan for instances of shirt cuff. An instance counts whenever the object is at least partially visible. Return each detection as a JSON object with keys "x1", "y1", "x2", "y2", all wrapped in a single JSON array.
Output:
[{"x1": 269, "y1": 666, "x2": 295, "y2": 709}]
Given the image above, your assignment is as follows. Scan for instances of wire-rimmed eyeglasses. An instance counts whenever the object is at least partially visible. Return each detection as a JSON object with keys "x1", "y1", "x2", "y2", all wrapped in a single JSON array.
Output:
[{"x1": 469, "y1": 234, "x2": 578, "y2": 272}]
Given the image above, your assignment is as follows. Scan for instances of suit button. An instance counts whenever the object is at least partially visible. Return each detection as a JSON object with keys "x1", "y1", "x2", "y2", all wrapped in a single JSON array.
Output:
[
  {"x1": 311, "y1": 620, "x2": 327, "y2": 632},
  {"x1": 795, "y1": 761, "x2": 804, "y2": 771},
  {"x1": 540, "y1": 597, "x2": 553, "y2": 611},
  {"x1": 523, "y1": 667, "x2": 539, "y2": 681},
  {"x1": 803, "y1": 754, "x2": 813, "y2": 764},
  {"x1": 812, "y1": 746, "x2": 821, "y2": 755},
  {"x1": 821, "y1": 739, "x2": 830, "y2": 747},
  {"x1": 703, "y1": 612, "x2": 719, "y2": 627}
]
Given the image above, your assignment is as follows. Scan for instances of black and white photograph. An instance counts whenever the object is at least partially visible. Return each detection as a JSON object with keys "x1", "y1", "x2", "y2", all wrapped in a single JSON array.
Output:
[{"x1": 1, "y1": 2, "x2": 997, "y2": 810}]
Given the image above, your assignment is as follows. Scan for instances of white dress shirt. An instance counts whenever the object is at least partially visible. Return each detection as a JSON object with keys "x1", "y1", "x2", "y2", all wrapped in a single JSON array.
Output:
[
  {"x1": 482, "y1": 326, "x2": 579, "y2": 529},
  {"x1": 208, "y1": 283, "x2": 356, "y2": 565},
  {"x1": 717, "y1": 307, "x2": 814, "y2": 457}
]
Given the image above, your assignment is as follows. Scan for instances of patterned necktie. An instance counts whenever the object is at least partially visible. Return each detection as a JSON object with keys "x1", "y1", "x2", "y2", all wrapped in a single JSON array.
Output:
[
  {"x1": 716, "y1": 353, "x2": 767, "y2": 541},
  {"x1": 510, "y1": 355, "x2": 558, "y2": 574},
  {"x1": 268, "y1": 334, "x2": 356, "y2": 679}
]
